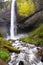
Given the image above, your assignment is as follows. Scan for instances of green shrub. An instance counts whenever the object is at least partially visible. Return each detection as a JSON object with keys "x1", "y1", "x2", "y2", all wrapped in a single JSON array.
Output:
[
  {"x1": 0, "y1": 50, "x2": 11, "y2": 62},
  {"x1": 21, "y1": 38, "x2": 43, "y2": 46},
  {"x1": 37, "y1": 40, "x2": 43, "y2": 46},
  {"x1": 17, "y1": 0, "x2": 35, "y2": 17},
  {"x1": 0, "y1": 31, "x2": 3, "y2": 38},
  {"x1": 38, "y1": 32, "x2": 43, "y2": 38},
  {"x1": 21, "y1": 38, "x2": 36, "y2": 44},
  {"x1": 21, "y1": 24, "x2": 43, "y2": 46}
]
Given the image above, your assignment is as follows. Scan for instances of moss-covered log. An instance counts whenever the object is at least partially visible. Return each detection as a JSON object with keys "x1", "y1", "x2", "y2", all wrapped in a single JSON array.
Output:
[
  {"x1": 0, "y1": 38, "x2": 20, "y2": 53},
  {"x1": 4, "y1": 45, "x2": 20, "y2": 53}
]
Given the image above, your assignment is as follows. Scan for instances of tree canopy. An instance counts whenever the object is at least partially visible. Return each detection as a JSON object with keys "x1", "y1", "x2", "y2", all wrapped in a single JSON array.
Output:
[{"x1": 17, "y1": 0, "x2": 35, "y2": 17}]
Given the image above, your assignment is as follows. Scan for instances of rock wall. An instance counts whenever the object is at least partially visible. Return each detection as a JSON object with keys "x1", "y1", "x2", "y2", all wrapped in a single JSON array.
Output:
[
  {"x1": 0, "y1": 0, "x2": 43, "y2": 34},
  {"x1": 0, "y1": 1, "x2": 11, "y2": 35},
  {"x1": 16, "y1": 0, "x2": 43, "y2": 28}
]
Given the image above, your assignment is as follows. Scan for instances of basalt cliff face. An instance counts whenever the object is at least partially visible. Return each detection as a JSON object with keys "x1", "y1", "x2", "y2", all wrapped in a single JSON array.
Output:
[
  {"x1": 0, "y1": 0, "x2": 43, "y2": 33},
  {"x1": 16, "y1": 0, "x2": 43, "y2": 29},
  {"x1": 0, "y1": 1, "x2": 11, "y2": 35}
]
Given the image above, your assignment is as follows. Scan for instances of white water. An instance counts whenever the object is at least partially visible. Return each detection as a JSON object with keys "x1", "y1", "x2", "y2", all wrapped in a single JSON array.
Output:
[
  {"x1": 7, "y1": 0, "x2": 43, "y2": 65},
  {"x1": 8, "y1": 40, "x2": 43, "y2": 65},
  {"x1": 8, "y1": 0, "x2": 28, "y2": 40},
  {"x1": 10, "y1": 0, "x2": 17, "y2": 39}
]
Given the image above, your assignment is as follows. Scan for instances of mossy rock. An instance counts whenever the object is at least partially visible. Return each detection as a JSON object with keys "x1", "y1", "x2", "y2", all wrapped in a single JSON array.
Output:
[
  {"x1": 0, "y1": 37, "x2": 11, "y2": 47},
  {"x1": 37, "y1": 39, "x2": 43, "y2": 46},
  {"x1": 0, "y1": 38, "x2": 11, "y2": 62},
  {"x1": 21, "y1": 37, "x2": 43, "y2": 46},
  {"x1": 21, "y1": 37, "x2": 36, "y2": 44},
  {"x1": 38, "y1": 32, "x2": 43, "y2": 38},
  {"x1": 21, "y1": 24, "x2": 43, "y2": 46}
]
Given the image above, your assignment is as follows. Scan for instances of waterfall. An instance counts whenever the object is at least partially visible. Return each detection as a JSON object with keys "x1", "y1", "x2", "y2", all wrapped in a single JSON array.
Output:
[
  {"x1": 7, "y1": 0, "x2": 28, "y2": 40},
  {"x1": 10, "y1": 0, "x2": 17, "y2": 39}
]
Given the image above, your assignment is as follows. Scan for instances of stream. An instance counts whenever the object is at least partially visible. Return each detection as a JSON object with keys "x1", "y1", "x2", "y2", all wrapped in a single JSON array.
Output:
[
  {"x1": 8, "y1": 40, "x2": 43, "y2": 65},
  {"x1": 0, "y1": 0, "x2": 43, "y2": 65},
  {"x1": 6, "y1": 0, "x2": 43, "y2": 65}
]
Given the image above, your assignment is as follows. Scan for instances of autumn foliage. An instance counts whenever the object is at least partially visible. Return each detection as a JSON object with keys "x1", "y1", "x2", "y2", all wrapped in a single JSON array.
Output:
[{"x1": 17, "y1": 0, "x2": 35, "y2": 17}]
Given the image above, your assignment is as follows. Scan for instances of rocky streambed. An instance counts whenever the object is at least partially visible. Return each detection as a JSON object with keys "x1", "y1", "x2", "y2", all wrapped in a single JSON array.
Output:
[{"x1": 8, "y1": 40, "x2": 43, "y2": 65}]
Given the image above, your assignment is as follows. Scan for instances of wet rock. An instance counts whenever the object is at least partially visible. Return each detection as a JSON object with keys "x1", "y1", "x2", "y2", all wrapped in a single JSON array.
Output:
[
  {"x1": 37, "y1": 48, "x2": 43, "y2": 56},
  {"x1": 0, "y1": 1, "x2": 10, "y2": 34},
  {"x1": 8, "y1": 41, "x2": 43, "y2": 65},
  {"x1": 41, "y1": 55, "x2": 43, "y2": 62},
  {"x1": 17, "y1": 10, "x2": 43, "y2": 28},
  {"x1": 19, "y1": 61, "x2": 24, "y2": 65}
]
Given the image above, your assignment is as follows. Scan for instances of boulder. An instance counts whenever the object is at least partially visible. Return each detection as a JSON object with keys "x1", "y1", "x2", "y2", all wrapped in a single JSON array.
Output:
[{"x1": 17, "y1": 10, "x2": 43, "y2": 28}]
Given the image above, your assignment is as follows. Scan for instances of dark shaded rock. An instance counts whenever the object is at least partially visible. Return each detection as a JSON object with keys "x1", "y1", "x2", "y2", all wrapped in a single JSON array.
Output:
[
  {"x1": 36, "y1": 48, "x2": 43, "y2": 62},
  {"x1": 0, "y1": 0, "x2": 43, "y2": 33},
  {"x1": 0, "y1": 1, "x2": 11, "y2": 23},
  {"x1": 16, "y1": 0, "x2": 43, "y2": 29},
  {"x1": 19, "y1": 61, "x2": 24, "y2": 65},
  {"x1": 37, "y1": 48, "x2": 43, "y2": 56},
  {"x1": 41, "y1": 55, "x2": 43, "y2": 62},
  {"x1": 18, "y1": 10, "x2": 43, "y2": 28},
  {"x1": 16, "y1": 0, "x2": 43, "y2": 22},
  {"x1": 0, "y1": 1, "x2": 11, "y2": 34}
]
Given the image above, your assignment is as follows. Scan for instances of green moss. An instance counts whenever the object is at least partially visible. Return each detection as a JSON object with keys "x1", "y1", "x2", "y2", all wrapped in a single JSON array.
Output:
[
  {"x1": 0, "y1": 38, "x2": 11, "y2": 62},
  {"x1": 30, "y1": 24, "x2": 43, "y2": 37},
  {"x1": 0, "y1": 37, "x2": 20, "y2": 53},
  {"x1": 21, "y1": 38, "x2": 36, "y2": 44},
  {"x1": 38, "y1": 32, "x2": 43, "y2": 38},
  {"x1": 21, "y1": 37, "x2": 43, "y2": 46},
  {"x1": 37, "y1": 39, "x2": 43, "y2": 46},
  {"x1": 0, "y1": 31, "x2": 4, "y2": 38},
  {"x1": 0, "y1": 49, "x2": 11, "y2": 63},
  {"x1": 21, "y1": 24, "x2": 43, "y2": 46},
  {"x1": 0, "y1": 37, "x2": 11, "y2": 46}
]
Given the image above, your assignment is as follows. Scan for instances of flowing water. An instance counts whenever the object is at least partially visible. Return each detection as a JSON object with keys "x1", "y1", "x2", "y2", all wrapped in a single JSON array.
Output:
[
  {"x1": 7, "y1": 0, "x2": 43, "y2": 65},
  {"x1": 10, "y1": 0, "x2": 17, "y2": 39},
  {"x1": 8, "y1": 40, "x2": 43, "y2": 65},
  {"x1": 8, "y1": 0, "x2": 28, "y2": 40}
]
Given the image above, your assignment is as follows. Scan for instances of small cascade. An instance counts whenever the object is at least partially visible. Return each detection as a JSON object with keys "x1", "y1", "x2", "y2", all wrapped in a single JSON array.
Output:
[{"x1": 8, "y1": 41, "x2": 43, "y2": 65}]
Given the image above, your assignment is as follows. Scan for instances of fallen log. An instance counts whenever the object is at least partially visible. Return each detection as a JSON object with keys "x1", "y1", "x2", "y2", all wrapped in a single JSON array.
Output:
[{"x1": 4, "y1": 45, "x2": 20, "y2": 53}]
